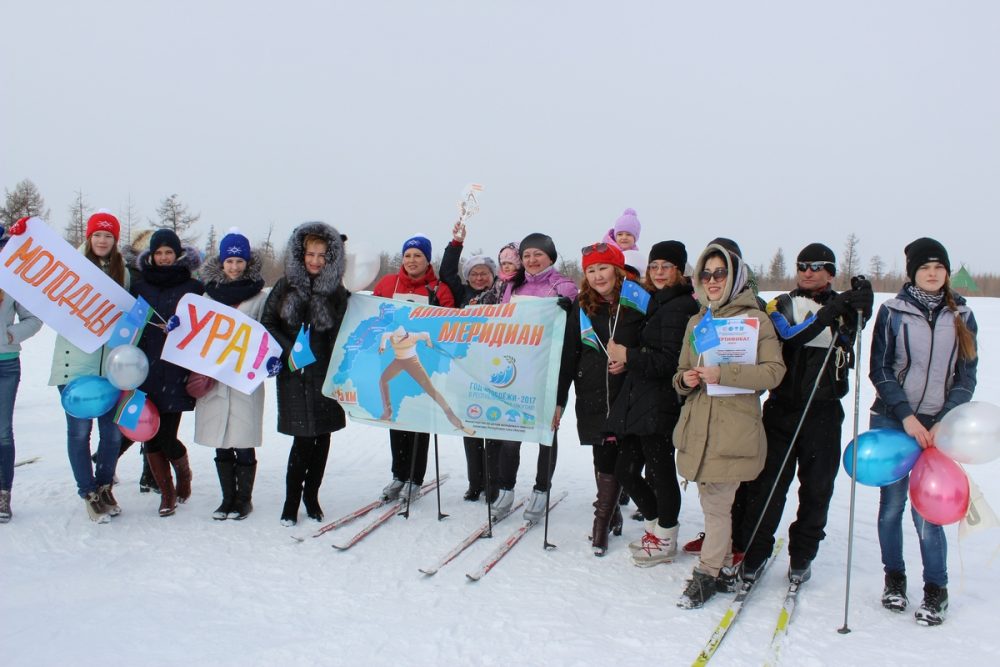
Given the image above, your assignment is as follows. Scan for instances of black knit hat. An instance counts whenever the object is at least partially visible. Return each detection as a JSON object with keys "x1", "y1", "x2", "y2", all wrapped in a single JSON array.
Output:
[
  {"x1": 648, "y1": 241, "x2": 687, "y2": 269},
  {"x1": 797, "y1": 243, "x2": 837, "y2": 276},
  {"x1": 905, "y1": 237, "x2": 950, "y2": 282},
  {"x1": 149, "y1": 228, "x2": 182, "y2": 256},
  {"x1": 520, "y1": 232, "x2": 557, "y2": 263}
]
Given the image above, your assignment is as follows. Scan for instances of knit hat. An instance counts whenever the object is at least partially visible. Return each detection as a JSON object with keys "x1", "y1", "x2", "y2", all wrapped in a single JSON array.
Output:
[
  {"x1": 86, "y1": 211, "x2": 120, "y2": 242},
  {"x1": 905, "y1": 237, "x2": 950, "y2": 281},
  {"x1": 402, "y1": 234, "x2": 432, "y2": 261},
  {"x1": 219, "y1": 227, "x2": 251, "y2": 262},
  {"x1": 709, "y1": 237, "x2": 743, "y2": 259},
  {"x1": 520, "y1": 233, "x2": 557, "y2": 263},
  {"x1": 796, "y1": 243, "x2": 837, "y2": 275},
  {"x1": 149, "y1": 228, "x2": 182, "y2": 256},
  {"x1": 648, "y1": 241, "x2": 687, "y2": 269},
  {"x1": 462, "y1": 255, "x2": 497, "y2": 281},
  {"x1": 582, "y1": 242, "x2": 625, "y2": 270},
  {"x1": 613, "y1": 208, "x2": 641, "y2": 247}
]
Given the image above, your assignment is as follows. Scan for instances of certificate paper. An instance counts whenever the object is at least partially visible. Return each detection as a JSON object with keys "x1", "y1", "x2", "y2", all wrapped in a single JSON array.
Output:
[{"x1": 703, "y1": 317, "x2": 759, "y2": 396}]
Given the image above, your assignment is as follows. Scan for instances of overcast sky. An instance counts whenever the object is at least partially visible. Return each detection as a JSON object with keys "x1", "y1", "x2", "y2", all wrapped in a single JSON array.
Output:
[{"x1": 3, "y1": 1, "x2": 999, "y2": 275}]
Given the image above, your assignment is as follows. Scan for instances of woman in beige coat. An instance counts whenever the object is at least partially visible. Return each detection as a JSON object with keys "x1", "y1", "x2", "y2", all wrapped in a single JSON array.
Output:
[{"x1": 673, "y1": 241, "x2": 785, "y2": 609}]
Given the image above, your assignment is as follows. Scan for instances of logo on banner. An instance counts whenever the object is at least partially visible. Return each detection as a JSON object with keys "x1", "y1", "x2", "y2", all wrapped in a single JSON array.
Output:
[
  {"x1": 486, "y1": 407, "x2": 502, "y2": 422},
  {"x1": 467, "y1": 404, "x2": 483, "y2": 419},
  {"x1": 489, "y1": 355, "x2": 517, "y2": 388}
]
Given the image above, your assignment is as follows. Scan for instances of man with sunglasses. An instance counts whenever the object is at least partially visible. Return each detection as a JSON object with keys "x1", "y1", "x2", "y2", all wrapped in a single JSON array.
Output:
[{"x1": 734, "y1": 242, "x2": 873, "y2": 586}]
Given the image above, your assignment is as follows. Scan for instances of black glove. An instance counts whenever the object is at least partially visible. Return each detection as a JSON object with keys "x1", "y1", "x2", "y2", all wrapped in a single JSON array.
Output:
[
  {"x1": 816, "y1": 293, "x2": 851, "y2": 326},
  {"x1": 556, "y1": 296, "x2": 573, "y2": 312},
  {"x1": 844, "y1": 277, "x2": 874, "y2": 324},
  {"x1": 266, "y1": 356, "x2": 283, "y2": 377}
]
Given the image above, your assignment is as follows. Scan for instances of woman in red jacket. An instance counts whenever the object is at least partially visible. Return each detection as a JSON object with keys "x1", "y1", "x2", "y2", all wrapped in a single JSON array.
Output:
[{"x1": 372, "y1": 234, "x2": 456, "y2": 501}]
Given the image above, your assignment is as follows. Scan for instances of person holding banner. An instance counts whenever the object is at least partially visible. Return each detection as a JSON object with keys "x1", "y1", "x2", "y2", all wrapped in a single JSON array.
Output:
[
  {"x1": 48, "y1": 212, "x2": 131, "y2": 523},
  {"x1": 607, "y1": 241, "x2": 699, "y2": 565},
  {"x1": 193, "y1": 229, "x2": 269, "y2": 521},
  {"x1": 372, "y1": 234, "x2": 455, "y2": 502},
  {"x1": 262, "y1": 222, "x2": 349, "y2": 526},
  {"x1": 493, "y1": 233, "x2": 577, "y2": 522},
  {"x1": 1, "y1": 277, "x2": 43, "y2": 523},
  {"x1": 557, "y1": 242, "x2": 645, "y2": 556},
  {"x1": 869, "y1": 237, "x2": 978, "y2": 626},
  {"x1": 133, "y1": 229, "x2": 204, "y2": 517},
  {"x1": 673, "y1": 242, "x2": 785, "y2": 609},
  {"x1": 439, "y1": 221, "x2": 501, "y2": 501}
]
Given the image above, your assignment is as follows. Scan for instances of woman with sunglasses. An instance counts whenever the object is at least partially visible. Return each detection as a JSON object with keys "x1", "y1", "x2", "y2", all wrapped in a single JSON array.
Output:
[
  {"x1": 673, "y1": 241, "x2": 785, "y2": 609},
  {"x1": 557, "y1": 242, "x2": 645, "y2": 555},
  {"x1": 606, "y1": 241, "x2": 699, "y2": 565},
  {"x1": 490, "y1": 233, "x2": 577, "y2": 523}
]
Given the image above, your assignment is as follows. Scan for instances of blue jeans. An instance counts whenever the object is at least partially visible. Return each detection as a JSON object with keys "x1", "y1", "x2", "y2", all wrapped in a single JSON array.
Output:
[
  {"x1": 0, "y1": 358, "x2": 21, "y2": 491},
  {"x1": 871, "y1": 413, "x2": 948, "y2": 587},
  {"x1": 58, "y1": 385, "x2": 121, "y2": 498}
]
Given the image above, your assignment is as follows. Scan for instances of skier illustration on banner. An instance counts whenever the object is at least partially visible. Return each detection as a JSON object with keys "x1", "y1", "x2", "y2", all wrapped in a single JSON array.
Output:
[{"x1": 377, "y1": 325, "x2": 476, "y2": 435}]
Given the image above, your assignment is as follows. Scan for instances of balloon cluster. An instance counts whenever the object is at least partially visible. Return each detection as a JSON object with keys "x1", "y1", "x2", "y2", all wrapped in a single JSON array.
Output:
[{"x1": 843, "y1": 402, "x2": 1000, "y2": 525}]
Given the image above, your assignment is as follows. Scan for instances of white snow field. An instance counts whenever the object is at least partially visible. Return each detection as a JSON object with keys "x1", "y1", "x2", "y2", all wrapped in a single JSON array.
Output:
[{"x1": 2, "y1": 294, "x2": 998, "y2": 666}]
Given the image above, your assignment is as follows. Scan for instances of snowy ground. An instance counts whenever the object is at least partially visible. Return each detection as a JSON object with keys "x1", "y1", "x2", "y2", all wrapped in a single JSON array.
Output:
[{"x1": 2, "y1": 294, "x2": 998, "y2": 667}]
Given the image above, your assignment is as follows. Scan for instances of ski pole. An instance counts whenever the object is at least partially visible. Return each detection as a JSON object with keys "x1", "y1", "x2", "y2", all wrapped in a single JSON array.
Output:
[
  {"x1": 838, "y1": 308, "x2": 866, "y2": 634},
  {"x1": 401, "y1": 434, "x2": 419, "y2": 519},
  {"x1": 483, "y1": 440, "x2": 494, "y2": 537},
  {"x1": 543, "y1": 434, "x2": 558, "y2": 550},
  {"x1": 434, "y1": 434, "x2": 448, "y2": 521}
]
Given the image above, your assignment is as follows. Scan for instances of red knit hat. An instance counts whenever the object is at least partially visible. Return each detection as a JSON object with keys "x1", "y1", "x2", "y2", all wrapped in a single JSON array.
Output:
[
  {"x1": 581, "y1": 242, "x2": 625, "y2": 270},
  {"x1": 86, "y1": 211, "x2": 120, "y2": 242}
]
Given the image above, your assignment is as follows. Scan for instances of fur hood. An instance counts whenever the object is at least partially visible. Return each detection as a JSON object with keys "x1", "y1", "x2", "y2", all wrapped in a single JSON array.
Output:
[
  {"x1": 200, "y1": 251, "x2": 264, "y2": 285},
  {"x1": 279, "y1": 221, "x2": 346, "y2": 332},
  {"x1": 136, "y1": 244, "x2": 204, "y2": 273}
]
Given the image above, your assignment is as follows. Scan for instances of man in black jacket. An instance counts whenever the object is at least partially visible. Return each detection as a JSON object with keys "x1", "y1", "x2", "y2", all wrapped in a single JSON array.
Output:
[{"x1": 734, "y1": 243, "x2": 873, "y2": 584}]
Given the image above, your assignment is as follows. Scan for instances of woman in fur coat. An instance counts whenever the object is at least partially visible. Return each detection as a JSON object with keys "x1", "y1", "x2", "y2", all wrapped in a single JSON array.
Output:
[
  {"x1": 262, "y1": 222, "x2": 350, "y2": 526},
  {"x1": 194, "y1": 229, "x2": 269, "y2": 521}
]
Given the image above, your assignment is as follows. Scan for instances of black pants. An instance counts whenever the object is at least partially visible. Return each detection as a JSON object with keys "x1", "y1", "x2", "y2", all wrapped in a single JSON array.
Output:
[
  {"x1": 216, "y1": 447, "x2": 256, "y2": 465},
  {"x1": 591, "y1": 438, "x2": 620, "y2": 475},
  {"x1": 616, "y1": 433, "x2": 681, "y2": 529},
  {"x1": 285, "y1": 434, "x2": 331, "y2": 514},
  {"x1": 735, "y1": 399, "x2": 844, "y2": 569},
  {"x1": 495, "y1": 434, "x2": 558, "y2": 492},
  {"x1": 143, "y1": 412, "x2": 187, "y2": 460},
  {"x1": 389, "y1": 429, "x2": 429, "y2": 484},
  {"x1": 463, "y1": 437, "x2": 500, "y2": 492}
]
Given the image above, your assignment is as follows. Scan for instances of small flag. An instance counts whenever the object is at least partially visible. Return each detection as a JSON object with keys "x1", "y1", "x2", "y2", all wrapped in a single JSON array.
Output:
[
  {"x1": 126, "y1": 296, "x2": 153, "y2": 326},
  {"x1": 619, "y1": 279, "x2": 651, "y2": 314},
  {"x1": 114, "y1": 389, "x2": 147, "y2": 430},
  {"x1": 107, "y1": 298, "x2": 154, "y2": 348},
  {"x1": 692, "y1": 307, "x2": 721, "y2": 354},
  {"x1": 288, "y1": 324, "x2": 316, "y2": 372},
  {"x1": 579, "y1": 310, "x2": 602, "y2": 352}
]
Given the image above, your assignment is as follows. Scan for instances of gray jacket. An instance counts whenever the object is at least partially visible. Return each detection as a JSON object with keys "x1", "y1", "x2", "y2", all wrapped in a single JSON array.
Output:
[{"x1": 0, "y1": 293, "x2": 43, "y2": 355}]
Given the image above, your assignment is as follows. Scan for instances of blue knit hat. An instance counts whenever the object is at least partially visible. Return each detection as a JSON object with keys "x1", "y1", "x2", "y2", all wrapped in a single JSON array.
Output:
[
  {"x1": 402, "y1": 234, "x2": 432, "y2": 261},
  {"x1": 219, "y1": 227, "x2": 252, "y2": 262}
]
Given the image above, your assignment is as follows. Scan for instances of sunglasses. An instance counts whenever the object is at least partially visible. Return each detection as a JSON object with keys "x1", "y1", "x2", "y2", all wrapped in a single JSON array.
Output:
[
  {"x1": 699, "y1": 268, "x2": 728, "y2": 283},
  {"x1": 648, "y1": 262, "x2": 677, "y2": 272},
  {"x1": 797, "y1": 261, "x2": 834, "y2": 273},
  {"x1": 582, "y1": 243, "x2": 610, "y2": 255}
]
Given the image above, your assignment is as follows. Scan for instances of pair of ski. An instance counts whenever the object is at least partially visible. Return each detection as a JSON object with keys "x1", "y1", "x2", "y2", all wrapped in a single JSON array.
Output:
[
  {"x1": 419, "y1": 490, "x2": 569, "y2": 580},
  {"x1": 691, "y1": 538, "x2": 804, "y2": 667},
  {"x1": 292, "y1": 474, "x2": 449, "y2": 548}
]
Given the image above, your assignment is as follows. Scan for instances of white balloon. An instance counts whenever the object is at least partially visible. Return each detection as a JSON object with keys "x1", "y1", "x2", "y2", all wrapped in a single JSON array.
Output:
[
  {"x1": 935, "y1": 401, "x2": 1000, "y2": 465},
  {"x1": 343, "y1": 240, "x2": 381, "y2": 292},
  {"x1": 106, "y1": 344, "x2": 150, "y2": 390}
]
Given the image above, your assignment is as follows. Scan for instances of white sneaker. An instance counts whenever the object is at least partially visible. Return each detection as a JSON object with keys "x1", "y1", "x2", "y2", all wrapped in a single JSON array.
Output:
[
  {"x1": 490, "y1": 489, "x2": 515, "y2": 520},
  {"x1": 523, "y1": 489, "x2": 548, "y2": 523},
  {"x1": 632, "y1": 524, "x2": 678, "y2": 567}
]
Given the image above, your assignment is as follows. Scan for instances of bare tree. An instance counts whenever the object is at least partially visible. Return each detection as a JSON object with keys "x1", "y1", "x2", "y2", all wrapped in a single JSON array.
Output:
[
  {"x1": 120, "y1": 192, "x2": 141, "y2": 244},
  {"x1": 869, "y1": 254, "x2": 885, "y2": 281},
  {"x1": 839, "y1": 233, "x2": 861, "y2": 289},
  {"x1": 768, "y1": 247, "x2": 787, "y2": 282},
  {"x1": 558, "y1": 257, "x2": 582, "y2": 285},
  {"x1": 153, "y1": 193, "x2": 200, "y2": 243},
  {"x1": 2, "y1": 178, "x2": 50, "y2": 227},
  {"x1": 65, "y1": 189, "x2": 91, "y2": 247}
]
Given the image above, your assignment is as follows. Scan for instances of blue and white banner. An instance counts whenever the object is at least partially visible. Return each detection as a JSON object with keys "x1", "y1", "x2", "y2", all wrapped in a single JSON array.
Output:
[{"x1": 323, "y1": 294, "x2": 567, "y2": 445}]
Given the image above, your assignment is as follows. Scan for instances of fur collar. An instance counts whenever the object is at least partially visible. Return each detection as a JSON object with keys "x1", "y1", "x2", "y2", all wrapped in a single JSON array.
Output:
[
  {"x1": 201, "y1": 252, "x2": 264, "y2": 285},
  {"x1": 279, "y1": 221, "x2": 346, "y2": 332}
]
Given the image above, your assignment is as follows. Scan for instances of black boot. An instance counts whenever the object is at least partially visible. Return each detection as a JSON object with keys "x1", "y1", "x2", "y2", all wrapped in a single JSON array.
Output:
[
  {"x1": 139, "y1": 444, "x2": 160, "y2": 494},
  {"x1": 463, "y1": 437, "x2": 484, "y2": 501},
  {"x1": 281, "y1": 441, "x2": 308, "y2": 526},
  {"x1": 212, "y1": 459, "x2": 237, "y2": 520},
  {"x1": 303, "y1": 439, "x2": 330, "y2": 521},
  {"x1": 591, "y1": 473, "x2": 621, "y2": 557},
  {"x1": 230, "y1": 462, "x2": 256, "y2": 521},
  {"x1": 678, "y1": 569, "x2": 718, "y2": 609}
]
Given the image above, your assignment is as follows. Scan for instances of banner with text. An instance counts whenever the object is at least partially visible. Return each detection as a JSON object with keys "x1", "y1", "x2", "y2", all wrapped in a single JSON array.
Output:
[
  {"x1": 161, "y1": 293, "x2": 282, "y2": 395},
  {"x1": 323, "y1": 294, "x2": 567, "y2": 445},
  {"x1": 0, "y1": 216, "x2": 135, "y2": 353}
]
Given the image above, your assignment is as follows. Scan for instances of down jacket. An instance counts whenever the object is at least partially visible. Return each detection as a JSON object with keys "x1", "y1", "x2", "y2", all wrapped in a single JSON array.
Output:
[
  {"x1": 672, "y1": 244, "x2": 785, "y2": 483},
  {"x1": 132, "y1": 245, "x2": 204, "y2": 413},
  {"x1": 193, "y1": 253, "x2": 269, "y2": 448},
  {"x1": 261, "y1": 222, "x2": 349, "y2": 437}
]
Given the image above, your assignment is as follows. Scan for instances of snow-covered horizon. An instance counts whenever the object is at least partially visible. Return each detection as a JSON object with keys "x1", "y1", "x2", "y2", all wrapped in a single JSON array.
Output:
[{"x1": 3, "y1": 293, "x2": 998, "y2": 666}]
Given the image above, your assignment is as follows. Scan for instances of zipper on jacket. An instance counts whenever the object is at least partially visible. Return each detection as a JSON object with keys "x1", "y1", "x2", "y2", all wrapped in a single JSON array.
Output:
[{"x1": 912, "y1": 305, "x2": 940, "y2": 415}]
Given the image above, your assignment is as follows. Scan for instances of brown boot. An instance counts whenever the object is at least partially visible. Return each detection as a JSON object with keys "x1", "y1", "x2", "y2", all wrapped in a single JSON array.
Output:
[
  {"x1": 171, "y1": 454, "x2": 193, "y2": 503},
  {"x1": 145, "y1": 451, "x2": 177, "y2": 517},
  {"x1": 591, "y1": 473, "x2": 621, "y2": 557}
]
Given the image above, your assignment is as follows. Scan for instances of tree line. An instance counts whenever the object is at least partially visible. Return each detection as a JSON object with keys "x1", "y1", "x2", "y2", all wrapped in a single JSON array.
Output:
[{"x1": 4, "y1": 179, "x2": 997, "y2": 296}]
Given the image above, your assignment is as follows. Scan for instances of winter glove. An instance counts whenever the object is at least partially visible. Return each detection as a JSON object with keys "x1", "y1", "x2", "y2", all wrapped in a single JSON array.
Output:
[
  {"x1": 844, "y1": 280, "x2": 874, "y2": 323},
  {"x1": 266, "y1": 356, "x2": 282, "y2": 377},
  {"x1": 8, "y1": 216, "x2": 29, "y2": 236},
  {"x1": 816, "y1": 293, "x2": 851, "y2": 326},
  {"x1": 556, "y1": 296, "x2": 573, "y2": 312},
  {"x1": 164, "y1": 315, "x2": 181, "y2": 333}
]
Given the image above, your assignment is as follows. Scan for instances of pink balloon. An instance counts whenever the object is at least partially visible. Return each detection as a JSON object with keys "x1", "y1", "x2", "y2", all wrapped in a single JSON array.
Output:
[
  {"x1": 909, "y1": 447, "x2": 970, "y2": 525},
  {"x1": 118, "y1": 399, "x2": 161, "y2": 442}
]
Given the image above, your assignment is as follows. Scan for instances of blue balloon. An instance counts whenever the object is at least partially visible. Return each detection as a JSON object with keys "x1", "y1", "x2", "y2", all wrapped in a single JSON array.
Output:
[
  {"x1": 843, "y1": 429, "x2": 922, "y2": 487},
  {"x1": 61, "y1": 375, "x2": 120, "y2": 419}
]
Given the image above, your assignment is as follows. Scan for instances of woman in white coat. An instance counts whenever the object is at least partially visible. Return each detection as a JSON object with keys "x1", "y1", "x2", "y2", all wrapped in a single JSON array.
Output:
[{"x1": 194, "y1": 230, "x2": 269, "y2": 520}]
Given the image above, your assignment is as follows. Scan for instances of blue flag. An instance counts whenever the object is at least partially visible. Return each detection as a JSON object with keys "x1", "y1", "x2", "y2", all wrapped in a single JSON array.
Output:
[
  {"x1": 288, "y1": 324, "x2": 317, "y2": 372},
  {"x1": 579, "y1": 310, "x2": 603, "y2": 352},
  {"x1": 619, "y1": 279, "x2": 650, "y2": 314},
  {"x1": 692, "y1": 307, "x2": 721, "y2": 354},
  {"x1": 107, "y1": 298, "x2": 154, "y2": 348},
  {"x1": 114, "y1": 389, "x2": 147, "y2": 430},
  {"x1": 126, "y1": 296, "x2": 153, "y2": 326}
]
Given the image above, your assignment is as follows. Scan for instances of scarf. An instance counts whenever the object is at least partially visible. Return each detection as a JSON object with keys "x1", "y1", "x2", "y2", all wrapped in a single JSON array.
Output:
[{"x1": 906, "y1": 283, "x2": 944, "y2": 313}]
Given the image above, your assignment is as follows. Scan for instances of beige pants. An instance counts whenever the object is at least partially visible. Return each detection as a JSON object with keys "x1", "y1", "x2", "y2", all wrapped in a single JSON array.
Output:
[{"x1": 696, "y1": 481, "x2": 740, "y2": 577}]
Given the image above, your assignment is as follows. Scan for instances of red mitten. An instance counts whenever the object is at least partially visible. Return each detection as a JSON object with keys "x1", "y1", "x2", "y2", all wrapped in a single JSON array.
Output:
[{"x1": 8, "y1": 216, "x2": 30, "y2": 235}]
